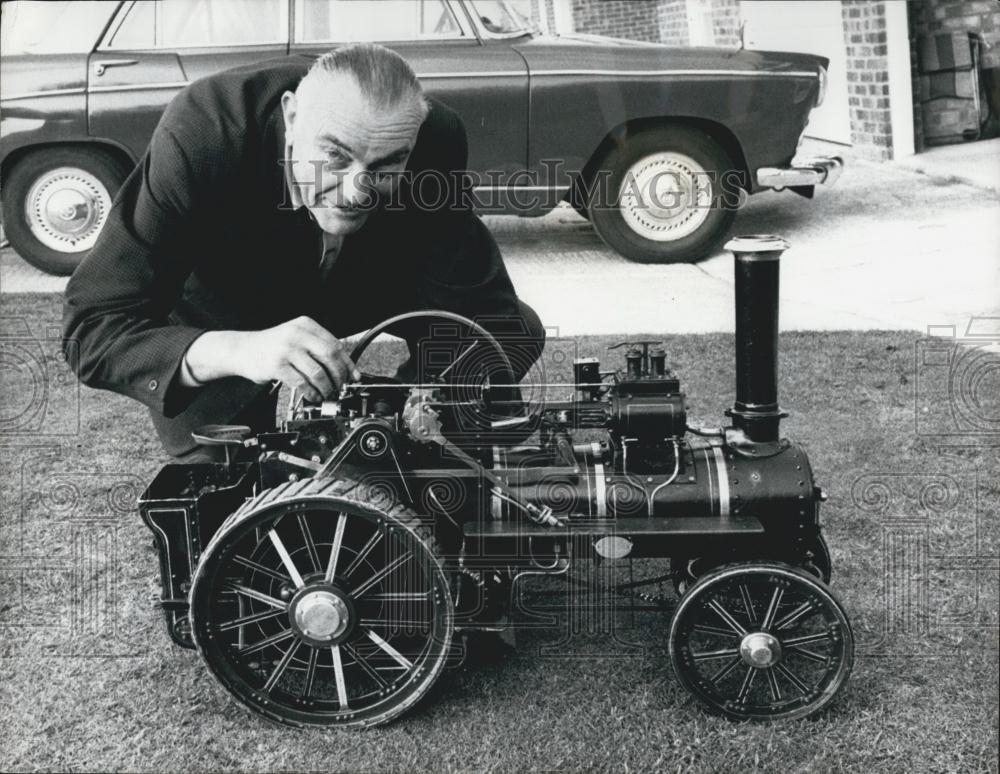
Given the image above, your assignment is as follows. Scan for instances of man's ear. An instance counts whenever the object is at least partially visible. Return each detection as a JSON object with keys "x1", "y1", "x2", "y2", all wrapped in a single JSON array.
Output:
[{"x1": 280, "y1": 90, "x2": 297, "y2": 134}]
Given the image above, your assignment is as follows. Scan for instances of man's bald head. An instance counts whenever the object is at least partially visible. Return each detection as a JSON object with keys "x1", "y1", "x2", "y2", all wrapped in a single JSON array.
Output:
[{"x1": 281, "y1": 44, "x2": 428, "y2": 235}]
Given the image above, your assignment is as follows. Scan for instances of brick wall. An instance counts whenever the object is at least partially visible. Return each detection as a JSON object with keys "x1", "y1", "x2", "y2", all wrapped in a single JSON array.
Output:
[
  {"x1": 656, "y1": 0, "x2": 689, "y2": 45},
  {"x1": 908, "y1": 1, "x2": 1000, "y2": 146},
  {"x1": 528, "y1": 0, "x2": 560, "y2": 34},
  {"x1": 567, "y1": 0, "x2": 741, "y2": 47},
  {"x1": 528, "y1": 0, "x2": 545, "y2": 30},
  {"x1": 913, "y1": 0, "x2": 1000, "y2": 67},
  {"x1": 842, "y1": 0, "x2": 894, "y2": 160},
  {"x1": 545, "y1": 0, "x2": 558, "y2": 34},
  {"x1": 567, "y1": 0, "x2": 997, "y2": 159},
  {"x1": 908, "y1": 0, "x2": 927, "y2": 150},
  {"x1": 707, "y1": 0, "x2": 742, "y2": 47},
  {"x1": 570, "y1": 0, "x2": 661, "y2": 42},
  {"x1": 566, "y1": 1, "x2": 740, "y2": 48}
]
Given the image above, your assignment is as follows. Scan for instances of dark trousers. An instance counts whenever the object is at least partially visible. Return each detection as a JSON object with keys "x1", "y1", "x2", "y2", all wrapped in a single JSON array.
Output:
[{"x1": 171, "y1": 298, "x2": 546, "y2": 462}]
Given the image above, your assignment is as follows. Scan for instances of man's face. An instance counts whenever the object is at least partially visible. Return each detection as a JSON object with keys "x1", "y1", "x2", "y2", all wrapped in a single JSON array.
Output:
[{"x1": 281, "y1": 73, "x2": 425, "y2": 234}]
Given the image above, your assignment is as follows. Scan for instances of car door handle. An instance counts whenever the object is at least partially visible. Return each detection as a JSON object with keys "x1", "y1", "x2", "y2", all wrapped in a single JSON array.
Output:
[{"x1": 93, "y1": 59, "x2": 139, "y2": 77}]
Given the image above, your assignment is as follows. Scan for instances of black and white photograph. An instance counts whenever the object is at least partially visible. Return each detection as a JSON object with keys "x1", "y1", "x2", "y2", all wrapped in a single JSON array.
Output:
[{"x1": 0, "y1": 0, "x2": 997, "y2": 771}]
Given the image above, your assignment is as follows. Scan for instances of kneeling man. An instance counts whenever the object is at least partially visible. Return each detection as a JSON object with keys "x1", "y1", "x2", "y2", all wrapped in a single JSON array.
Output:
[{"x1": 63, "y1": 43, "x2": 544, "y2": 459}]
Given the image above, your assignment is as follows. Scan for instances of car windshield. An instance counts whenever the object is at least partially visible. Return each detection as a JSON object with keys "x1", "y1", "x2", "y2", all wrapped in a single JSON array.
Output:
[
  {"x1": 468, "y1": 0, "x2": 537, "y2": 36},
  {"x1": 0, "y1": 1, "x2": 117, "y2": 55}
]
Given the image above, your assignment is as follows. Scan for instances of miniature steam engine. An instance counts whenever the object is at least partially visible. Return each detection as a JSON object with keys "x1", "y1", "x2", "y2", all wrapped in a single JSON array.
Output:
[{"x1": 140, "y1": 236, "x2": 854, "y2": 727}]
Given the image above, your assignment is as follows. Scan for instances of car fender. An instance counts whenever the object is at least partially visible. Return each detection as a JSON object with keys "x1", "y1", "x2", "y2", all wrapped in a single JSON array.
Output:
[
  {"x1": 515, "y1": 39, "x2": 822, "y2": 194},
  {"x1": 0, "y1": 53, "x2": 95, "y2": 171}
]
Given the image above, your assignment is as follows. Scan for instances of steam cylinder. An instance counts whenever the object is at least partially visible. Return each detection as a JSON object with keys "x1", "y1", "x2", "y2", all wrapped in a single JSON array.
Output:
[{"x1": 726, "y1": 236, "x2": 790, "y2": 442}]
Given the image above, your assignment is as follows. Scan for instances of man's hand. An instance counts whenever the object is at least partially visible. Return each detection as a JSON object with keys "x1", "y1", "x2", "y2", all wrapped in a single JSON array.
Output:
[{"x1": 182, "y1": 317, "x2": 361, "y2": 402}]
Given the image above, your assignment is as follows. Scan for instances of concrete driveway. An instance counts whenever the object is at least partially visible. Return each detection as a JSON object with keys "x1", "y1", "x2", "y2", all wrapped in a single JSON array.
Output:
[
  {"x1": 2, "y1": 152, "x2": 997, "y2": 335},
  {"x1": 486, "y1": 155, "x2": 999, "y2": 335}
]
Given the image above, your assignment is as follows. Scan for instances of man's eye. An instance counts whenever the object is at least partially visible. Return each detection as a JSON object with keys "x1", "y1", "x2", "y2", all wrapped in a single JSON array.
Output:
[{"x1": 324, "y1": 151, "x2": 350, "y2": 167}]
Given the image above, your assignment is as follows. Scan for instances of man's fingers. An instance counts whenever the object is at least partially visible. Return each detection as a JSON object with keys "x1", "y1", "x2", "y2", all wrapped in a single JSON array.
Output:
[
  {"x1": 294, "y1": 319, "x2": 352, "y2": 363},
  {"x1": 290, "y1": 354, "x2": 336, "y2": 400},
  {"x1": 280, "y1": 319, "x2": 360, "y2": 391},
  {"x1": 333, "y1": 350, "x2": 360, "y2": 387},
  {"x1": 277, "y1": 365, "x2": 322, "y2": 403},
  {"x1": 284, "y1": 362, "x2": 330, "y2": 403},
  {"x1": 299, "y1": 335, "x2": 361, "y2": 387}
]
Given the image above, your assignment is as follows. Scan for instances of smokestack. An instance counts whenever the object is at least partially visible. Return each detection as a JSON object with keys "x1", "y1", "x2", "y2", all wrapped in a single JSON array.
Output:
[{"x1": 725, "y1": 235, "x2": 790, "y2": 443}]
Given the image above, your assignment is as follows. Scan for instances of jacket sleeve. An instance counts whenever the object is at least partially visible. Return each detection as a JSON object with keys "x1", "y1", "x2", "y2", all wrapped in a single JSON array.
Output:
[{"x1": 62, "y1": 124, "x2": 208, "y2": 418}]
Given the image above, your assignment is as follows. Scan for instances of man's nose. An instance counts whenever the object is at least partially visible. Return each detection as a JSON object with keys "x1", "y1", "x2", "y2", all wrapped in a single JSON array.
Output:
[{"x1": 330, "y1": 165, "x2": 375, "y2": 208}]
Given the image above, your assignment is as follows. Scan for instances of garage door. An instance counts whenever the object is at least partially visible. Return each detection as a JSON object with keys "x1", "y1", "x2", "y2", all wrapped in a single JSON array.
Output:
[{"x1": 739, "y1": 0, "x2": 852, "y2": 145}]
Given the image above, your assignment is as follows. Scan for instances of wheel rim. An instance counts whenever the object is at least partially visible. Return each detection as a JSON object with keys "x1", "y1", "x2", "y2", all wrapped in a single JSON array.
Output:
[
  {"x1": 25, "y1": 167, "x2": 112, "y2": 252},
  {"x1": 669, "y1": 564, "x2": 853, "y2": 721},
  {"x1": 190, "y1": 496, "x2": 453, "y2": 727},
  {"x1": 618, "y1": 152, "x2": 713, "y2": 242}
]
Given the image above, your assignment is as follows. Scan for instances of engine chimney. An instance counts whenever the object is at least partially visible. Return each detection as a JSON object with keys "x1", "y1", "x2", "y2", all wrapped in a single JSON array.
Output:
[{"x1": 725, "y1": 235, "x2": 790, "y2": 443}]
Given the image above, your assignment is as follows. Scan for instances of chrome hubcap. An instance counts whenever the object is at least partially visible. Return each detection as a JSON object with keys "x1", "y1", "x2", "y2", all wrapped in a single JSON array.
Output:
[
  {"x1": 25, "y1": 167, "x2": 111, "y2": 252},
  {"x1": 292, "y1": 589, "x2": 350, "y2": 641},
  {"x1": 619, "y1": 152, "x2": 712, "y2": 242},
  {"x1": 740, "y1": 632, "x2": 782, "y2": 668}
]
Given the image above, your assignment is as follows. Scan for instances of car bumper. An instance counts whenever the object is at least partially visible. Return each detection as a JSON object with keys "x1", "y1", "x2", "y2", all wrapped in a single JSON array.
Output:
[{"x1": 756, "y1": 156, "x2": 844, "y2": 190}]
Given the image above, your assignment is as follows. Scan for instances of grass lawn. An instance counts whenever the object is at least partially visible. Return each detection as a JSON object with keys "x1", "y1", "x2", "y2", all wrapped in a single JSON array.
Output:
[{"x1": 1, "y1": 293, "x2": 997, "y2": 773}]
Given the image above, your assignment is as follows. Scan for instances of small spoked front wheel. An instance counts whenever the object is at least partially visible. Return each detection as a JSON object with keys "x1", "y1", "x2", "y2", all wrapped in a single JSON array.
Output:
[
  {"x1": 669, "y1": 562, "x2": 854, "y2": 721},
  {"x1": 189, "y1": 478, "x2": 454, "y2": 728}
]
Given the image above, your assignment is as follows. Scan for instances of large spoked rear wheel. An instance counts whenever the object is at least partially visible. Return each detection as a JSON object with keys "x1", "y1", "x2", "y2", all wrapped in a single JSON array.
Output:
[
  {"x1": 669, "y1": 562, "x2": 853, "y2": 721},
  {"x1": 189, "y1": 478, "x2": 454, "y2": 728}
]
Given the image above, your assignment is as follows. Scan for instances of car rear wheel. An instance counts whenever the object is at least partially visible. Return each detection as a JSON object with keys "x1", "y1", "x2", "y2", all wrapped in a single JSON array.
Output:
[
  {"x1": 2, "y1": 146, "x2": 132, "y2": 275},
  {"x1": 586, "y1": 126, "x2": 743, "y2": 264}
]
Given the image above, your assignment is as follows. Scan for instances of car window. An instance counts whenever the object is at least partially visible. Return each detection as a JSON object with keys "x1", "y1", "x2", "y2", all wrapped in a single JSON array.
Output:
[
  {"x1": 468, "y1": 0, "x2": 535, "y2": 35},
  {"x1": 294, "y1": 0, "x2": 462, "y2": 43},
  {"x1": 108, "y1": 0, "x2": 287, "y2": 49},
  {"x1": 0, "y1": 1, "x2": 117, "y2": 54}
]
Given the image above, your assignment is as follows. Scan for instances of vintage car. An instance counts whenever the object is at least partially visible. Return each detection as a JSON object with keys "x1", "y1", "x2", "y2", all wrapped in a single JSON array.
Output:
[{"x1": 0, "y1": 0, "x2": 841, "y2": 274}]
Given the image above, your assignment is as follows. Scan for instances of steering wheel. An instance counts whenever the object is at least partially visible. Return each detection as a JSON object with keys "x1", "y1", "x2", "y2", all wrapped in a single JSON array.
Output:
[{"x1": 348, "y1": 310, "x2": 531, "y2": 442}]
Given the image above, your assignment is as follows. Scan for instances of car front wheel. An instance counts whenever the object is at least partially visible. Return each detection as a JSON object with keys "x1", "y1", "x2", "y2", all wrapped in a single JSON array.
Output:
[
  {"x1": 586, "y1": 126, "x2": 743, "y2": 264},
  {"x1": 2, "y1": 146, "x2": 132, "y2": 275}
]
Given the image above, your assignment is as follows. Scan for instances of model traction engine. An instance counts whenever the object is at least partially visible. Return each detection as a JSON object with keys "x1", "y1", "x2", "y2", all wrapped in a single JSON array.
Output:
[{"x1": 140, "y1": 235, "x2": 854, "y2": 727}]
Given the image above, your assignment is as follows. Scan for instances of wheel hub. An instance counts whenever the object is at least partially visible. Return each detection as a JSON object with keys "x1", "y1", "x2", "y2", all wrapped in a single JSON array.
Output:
[
  {"x1": 47, "y1": 189, "x2": 93, "y2": 228},
  {"x1": 290, "y1": 587, "x2": 352, "y2": 643},
  {"x1": 739, "y1": 631, "x2": 782, "y2": 668},
  {"x1": 618, "y1": 152, "x2": 712, "y2": 242},
  {"x1": 25, "y1": 167, "x2": 111, "y2": 252}
]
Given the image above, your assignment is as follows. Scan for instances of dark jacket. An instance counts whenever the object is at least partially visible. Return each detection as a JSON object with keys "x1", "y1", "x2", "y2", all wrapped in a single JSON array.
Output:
[{"x1": 62, "y1": 56, "x2": 522, "y2": 455}]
